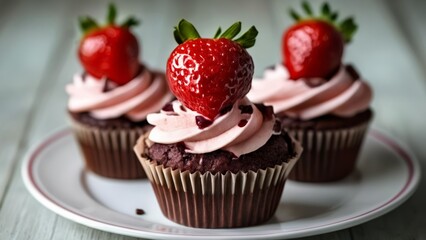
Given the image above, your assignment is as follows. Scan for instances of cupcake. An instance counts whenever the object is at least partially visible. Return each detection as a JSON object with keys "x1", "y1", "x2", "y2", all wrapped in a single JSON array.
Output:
[
  {"x1": 248, "y1": 2, "x2": 373, "y2": 182},
  {"x1": 66, "y1": 4, "x2": 173, "y2": 179},
  {"x1": 133, "y1": 20, "x2": 302, "y2": 228}
]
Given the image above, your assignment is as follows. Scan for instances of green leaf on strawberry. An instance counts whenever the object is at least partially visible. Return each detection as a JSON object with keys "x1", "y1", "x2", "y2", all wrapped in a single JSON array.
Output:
[
  {"x1": 173, "y1": 19, "x2": 258, "y2": 49},
  {"x1": 283, "y1": 1, "x2": 358, "y2": 80},
  {"x1": 167, "y1": 19, "x2": 257, "y2": 120},
  {"x1": 289, "y1": 1, "x2": 358, "y2": 43}
]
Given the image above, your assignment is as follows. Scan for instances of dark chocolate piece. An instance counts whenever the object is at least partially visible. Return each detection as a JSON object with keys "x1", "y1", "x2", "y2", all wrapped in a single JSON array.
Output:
[
  {"x1": 136, "y1": 208, "x2": 145, "y2": 215},
  {"x1": 239, "y1": 105, "x2": 253, "y2": 114},
  {"x1": 195, "y1": 116, "x2": 213, "y2": 129}
]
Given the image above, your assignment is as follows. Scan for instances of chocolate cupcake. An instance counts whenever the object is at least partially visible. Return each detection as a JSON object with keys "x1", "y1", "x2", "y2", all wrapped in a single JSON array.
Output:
[
  {"x1": 248, "y1": 3, "x2": 372, "y2": 182},
  {"x1": 66, "y1": 4, "x2": 173, "y2": 179},
  {"x1": 134, "y1": 20, "x2": 302, "y2": 228}
]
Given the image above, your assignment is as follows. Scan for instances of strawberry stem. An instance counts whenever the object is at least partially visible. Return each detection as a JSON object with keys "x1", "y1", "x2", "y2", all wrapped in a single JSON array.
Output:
[
  {"x1": 173, "y1": 19, "x2": 258, "y2": 48},
  {"x1": 288, "y1": 1, "x2": 358, "y2": 43}
]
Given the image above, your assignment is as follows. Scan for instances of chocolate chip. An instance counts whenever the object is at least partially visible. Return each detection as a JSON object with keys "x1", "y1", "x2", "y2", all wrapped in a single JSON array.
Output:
[
  {"x1": 346, "y1": 64, "x2": 360, "y2": 80},
  {"x1": 102, "y1": 79, "x2": 114, "y2": 92},
  {"x1": 273, "y1": 120, "x2": 282, "y2": 134},
  {"x1": 136, "y1": 208, "x2": 145, "y2": 215},
  {"x1": 195, "y1": 116, "x2": 213, "y2": 129},
  {"x1": 239, "y1": 105, "x2": 253, "y2": 114},
  {"x1": 162, "y1": 103, "x2": 174, "y2": 112},
  {"x1": 219, "y1": 105, "x2": 233, "y2": 116},
  {"x1": 255, "y1": 104, "x2": 274, "y2": 120},
  {"x1": 238, "y1": 119, "x2": 248, "y2": 127}
]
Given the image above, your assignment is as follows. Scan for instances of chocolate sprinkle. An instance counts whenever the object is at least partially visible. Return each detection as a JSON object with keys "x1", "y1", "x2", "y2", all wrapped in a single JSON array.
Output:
[
  {"x1": 136, "y1": 208, "x2": 145, "y2": 215},
  {"x1": 239, "y1": 105, "x2": 253, "y2": 114},
  {"x1": 273, "y1": 120, "x2": 282, "y2": 134},
  {"x1": 102, "y1": 79, "x2": 113, "y2": 93},
  {"x1": 195, "y1": 116, "x2": 213, "y2": 129},
  {"x1": 238, "y1": 119, "x2": 248, "y2": 127},
  {"x1": 346, "y1": 64, "x2": 360, "y2": 80},
  {"x1": 255, "y1": 104, "x2": 274, "y2": 120},
  {"x1": 219, "y1": 105, "x2": 233, "y2": 116},
  {"x1": 162, "y1": 103, "x2": 174, "y2": 112}
]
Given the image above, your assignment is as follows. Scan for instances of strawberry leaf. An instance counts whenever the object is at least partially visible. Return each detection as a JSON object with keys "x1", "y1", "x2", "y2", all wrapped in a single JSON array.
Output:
[
  {"x1": 177, "y1": 19, "x2": 201, "y2": 42},
  {"x1": 174, "y1": 27, "x2": 184, "y2": 44},
  {"x1": 302, "y1": 1, "x2": 313, "y2": 16},
  {"x1": 220, "y1": 22, "x2": 241, "y2": 39},
  {"x1": 339, "y1": 17, "x2": 357, "y2": 42},
  {"x1": 79, "y1": 16, "x2": 99, "y2": 34},
  {"x1": 288, "y1": 2, "x2": 358, "y2": 43},
  {"x1": 234, "y1": 26, "x2": 258, "y2": 49},
  {"x1": 214, "y1": 27, "x2": 222, "y2": 39},
  {"x1": 107, "y1": 3, "x2": 117, "y2": 25},
  {"x1": 121, "y1": 17, "x2": 139, "y2": 28},
  {"x1": 330, "y1": 12, "x2": 339, "y2": 21},
  {"x1": 321, "y1": 3, "x2": 331, "y2": 18},
  {"x1": 289, "y1": 9, "x2": 301, "y2": 21}
]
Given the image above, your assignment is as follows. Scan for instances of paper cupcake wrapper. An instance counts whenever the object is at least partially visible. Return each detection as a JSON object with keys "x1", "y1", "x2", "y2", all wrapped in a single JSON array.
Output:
[
  {"x1": 287, "y1": 122, "x2": 370, "y2": 182},
  {"x1": 70, "y1": 119, "x2": 148, "y2": 179},
  {"x1": 134, "y1": 136, "x2": 302, "y2": 228}
]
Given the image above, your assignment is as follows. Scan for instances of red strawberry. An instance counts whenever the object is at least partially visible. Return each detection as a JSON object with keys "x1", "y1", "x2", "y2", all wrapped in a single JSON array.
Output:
[
  {"x1": 78, "y1": 4, "x2": 140, "y2": 85},
  {"x1": 283, "y1": 2, "x2": 357, "y2": 80},
  {"x1": 167, "y1": 20, "x2": 258, "y2": 120}
]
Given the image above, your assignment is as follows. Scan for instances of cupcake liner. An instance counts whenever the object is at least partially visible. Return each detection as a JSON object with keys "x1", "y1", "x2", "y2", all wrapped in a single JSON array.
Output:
[
  {"x1": 287, "y1": 122, "x2": 370, "y2": 182},
  {"x1": 134, "y1": 136, "x2": 302, "y2": 228},
  {"x1": 70, "y1": 118, "x2": 148, "y2": 179}
]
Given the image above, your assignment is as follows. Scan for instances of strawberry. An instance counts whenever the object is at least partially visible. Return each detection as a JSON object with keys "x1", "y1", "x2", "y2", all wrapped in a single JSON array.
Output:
[
  {"x1": 167, "y1": 20, "x2": 258, "y2": 120},
  {"x1": 283, "y1": 2, "x2": 357, "y2": 80},
  {"x1": 78, "y1": 4, "x2": 140, "y2": 85}
]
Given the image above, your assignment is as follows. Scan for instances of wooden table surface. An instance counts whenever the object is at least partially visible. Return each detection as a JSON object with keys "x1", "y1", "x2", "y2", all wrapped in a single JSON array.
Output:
[{"x1": 1, "y1": 0, "x2": 425, "y2": 239}]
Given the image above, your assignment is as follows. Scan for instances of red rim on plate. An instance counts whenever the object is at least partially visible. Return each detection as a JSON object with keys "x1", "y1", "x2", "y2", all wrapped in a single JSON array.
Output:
[{"x1": 22, "y1": 128, "x2": 421, "y2": 239}]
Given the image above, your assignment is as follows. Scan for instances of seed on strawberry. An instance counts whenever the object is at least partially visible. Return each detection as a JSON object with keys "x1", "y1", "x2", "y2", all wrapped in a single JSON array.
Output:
[
  {"x1": 283, "y1": 1, "x2": 357, "y2": 80},
  {"x1": 167, "y1": 19, "x2": 258, "y2": 120},
  {"x1": 78, "y1": 4, "x2": 140, "y2": 85}
]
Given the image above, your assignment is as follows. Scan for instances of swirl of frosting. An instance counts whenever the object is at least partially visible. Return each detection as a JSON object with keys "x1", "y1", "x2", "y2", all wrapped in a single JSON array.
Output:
[
  {"x1": 66, "y1": 67, "x2": 174, "y2": 121},
  {"x1": 247, "y1": 64, "x2": 373, "y2": 120},
  {"x1": 147, "y1": 98, "x2": 277, "y2": 157}
]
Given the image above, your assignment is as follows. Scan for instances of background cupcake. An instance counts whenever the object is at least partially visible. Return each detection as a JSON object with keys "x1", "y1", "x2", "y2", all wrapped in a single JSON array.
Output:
[
  {"x1": 134, "y1": 20, "x2": 302, "y2": 228},
  {"x1": 248, "y1": 2, "x2": 373, "y2": 182},
  {"x1": 66, "y1": 4, "x2": 173, "y2": 179}
]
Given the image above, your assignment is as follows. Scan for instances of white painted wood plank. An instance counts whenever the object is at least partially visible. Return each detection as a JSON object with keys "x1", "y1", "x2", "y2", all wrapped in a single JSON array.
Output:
[
  {"x1": 2, "y1": 0, "x2": 426, "y2": 239},
  {"x1": 0, "y1": 0, "x2": 77, "y2": 202},
  {"x1": 385, "y1": 0, "x2": 426, "y2": 78}
]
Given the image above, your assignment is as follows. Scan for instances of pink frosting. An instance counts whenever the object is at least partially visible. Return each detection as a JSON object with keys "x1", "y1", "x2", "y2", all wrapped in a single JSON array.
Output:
[
  {"x1": 247, "y1": 64, "x2": 373, "y2": 120},
  {"x1": 66, "y1": 67, "x2": 174, "y2": 121},
  {"x1": 147, "y1": 98, "x2": 277, "y2": 157}
]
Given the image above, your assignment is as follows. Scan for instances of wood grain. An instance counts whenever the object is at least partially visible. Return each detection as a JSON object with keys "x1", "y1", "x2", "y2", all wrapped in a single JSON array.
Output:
[{"x1": 0, "y1": 0, "x2": 425, "y2": 239}]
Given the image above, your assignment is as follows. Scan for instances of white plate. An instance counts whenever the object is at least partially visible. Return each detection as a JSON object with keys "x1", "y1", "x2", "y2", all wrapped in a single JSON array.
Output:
[{"x1": 22, "y1": 128, "x2": 420, "y2": 240}]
